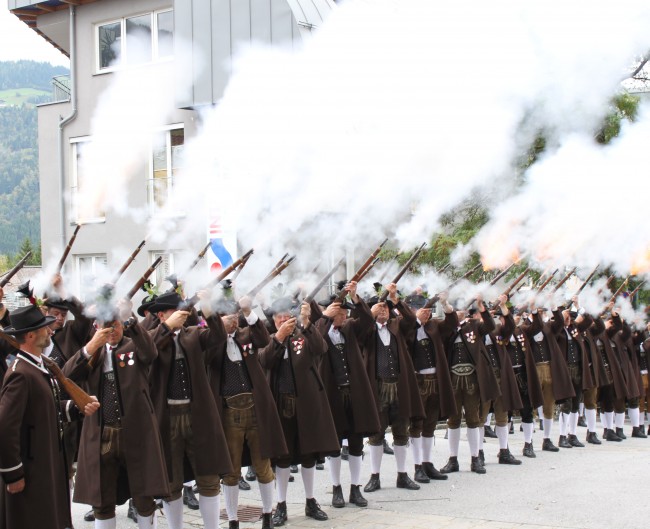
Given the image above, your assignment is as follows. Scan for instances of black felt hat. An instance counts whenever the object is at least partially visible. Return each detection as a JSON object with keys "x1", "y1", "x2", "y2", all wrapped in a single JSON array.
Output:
[
  {"x1": 137, "y1": 295, "x2": 158, "y2": 317},
  {"x1": 4, "y1": 305, "x2": 55, "y2": 335},
  {"x1": 148, "y1": 291, "x2": 183, "y2": 314},
  {"x1": 404, "y1": 294, "x2": 427, "y2": 310},
  {"x1": 42, "y1": 298, "x2": 73, "y2": 311},
  {"x1": 317, "y1": 294, "x2": 355, "y2": 310}
]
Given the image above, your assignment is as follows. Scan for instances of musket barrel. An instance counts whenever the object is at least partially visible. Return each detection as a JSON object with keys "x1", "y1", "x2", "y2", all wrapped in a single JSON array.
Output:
[
  {"x1": 126, "y1": 257, "x2": 163, "y2": 300},
  {"x1": 378, "y1": 243, "x2": 426, "y2": 302},
  {"x1": 0, "y1": 251, "x2": 32, "y2": 288},
  {"x1": 112, "y1": 240, "x2": 147, "y2": 284},
  {"x1": 56, "y1": 224, "x2": 82, "y2": 273}
]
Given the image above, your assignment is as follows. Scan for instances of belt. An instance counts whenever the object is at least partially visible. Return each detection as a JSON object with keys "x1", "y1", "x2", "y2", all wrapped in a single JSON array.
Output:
[
  {"x1": 536, "y1": 361, "x2": 550, "y2": 365},
  {"x1": 224, "y1": 393, "x2": 254, "y2": 410},
  {"x1": 511, "y1": 364, "x2": 523, "y2": 370},
  {"x1": 379, "y1": 377, "x2": 398, "y2": 384},
  {"x1": 451, "y1": 363, "x2": 475, "y2": 376},
  {"x1": 416, "y1": 373, "x2": 436, "y2": 381}
]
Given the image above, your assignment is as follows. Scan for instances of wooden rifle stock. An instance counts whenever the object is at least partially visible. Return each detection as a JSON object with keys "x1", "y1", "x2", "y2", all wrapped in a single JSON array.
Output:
[
  {"x1": 112, "y1": 240, "x2": 146, "y2": 284},
  {"x1": 608, "y1": 276, "x2": 630, "y2": 304},
  {"x1": 0, "y1": 251, "x2": 32, "y2": 288},
  {"x1": 551, "y1": 267, "x2": 576, "y2": 293},
  {"x1": 425, "y1": 262, "x2": 483, "y2": 309},
  {"x1": 502, "y1": 267, "x2": 530, "y2": 297},
  {"x1": 187, "y1": 241, "x2": 212, "y2": 272},
  {"x1": 536, "y1": 269, "x2": 558, "y2": 292},
  {"x1": 56, "y1": 225, "x2": 81, "y2": 273},
  {"x1": 126, "y1": 257, "x2": 163, "y2": 300},
  {"x1": 357, "y1": 257, "x2": 380, "y2": 282},
  {"x1": 304, "y1": 257, "x2": 345, "y2": 303},
  {"x1": 245, "y1": 254, "x2": 295, "y2": 299},
  {"x1": 629, "y1": 280, "x2": 647, "y2": 299},
  {"x1": 335, "y1": 239, "x2": 388, "y2": 302},
  {"x1": 574, "y1": 265, "x2": 600, "y2": 296},
  {"x1": 378, "y1": 243, "x2": 426, "y2": 302}
]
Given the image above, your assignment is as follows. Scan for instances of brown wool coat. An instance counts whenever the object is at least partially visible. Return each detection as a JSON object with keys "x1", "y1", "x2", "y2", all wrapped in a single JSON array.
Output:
[
  {"x1": 404, "y1": 310, "x2": 458, "y2": 419},
  {"x1": 259, "y1": 323, "x2": 340, "y2": 456},
  {"x1": 489, "y1": 315, "x2": 523, "y2": 412},
  {"x1": 510, "y1": 326, "x2": 544, "y2": 409},
  {"x1": 361, "y1": 301, "x2": 425, "y2": 421},
  {"x1": 590, "y1": 315, "x2": 629, "y2": 399},
  {"x1": 0, "y1": 353, "x2": 76, "y2": 529},
  {"x1": 555, "y1": 315, "x2": 596, "y2": 391},
  {"x1": 208, "y1": 315, "x2": 288, "y2": 461},
  {"x1": 316, "y1": 299, "x2": 381, "y2": 438},
  {"x1": 63, "y1": 322, "x2": 170, "y2": 506},
  {"x1": 616, "y1": 323, "x2": 641, "y2": 399},
  {"x1": 521, "y1": 311, "x2": 575, "y2": 401},
  {"x1": 149, "y1": 316, "x2": 233, "y2": 480},
  {"x1": 50, "y1": 297, "x2": 94, "y2": 366},
  {"x1": 582, "y1": 317, "x2": 609, "y2": 388}
]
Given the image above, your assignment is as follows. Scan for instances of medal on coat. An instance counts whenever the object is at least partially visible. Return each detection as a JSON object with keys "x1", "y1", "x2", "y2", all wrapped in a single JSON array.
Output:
[
  {"x1": 127, "y1": 352, "x2": 135, "y2": 366},
  {"x1": 242, "y1": 343, "x2": 253, "y2": 358},
  {"x1": 465, "y1": 331, "x2": 476, "y2": 344},
  {"x1": 117, "y1": 353, "x2": 126, "y2": 367},
  {"x1": 292, "y1": 337, "x2": 305, "y2": 354},
  {"x1": 516, "y1": 334, "x2": 526, "y2": 351}
]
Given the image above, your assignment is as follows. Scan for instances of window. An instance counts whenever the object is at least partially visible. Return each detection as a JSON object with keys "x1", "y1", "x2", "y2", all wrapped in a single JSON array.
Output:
[
  {"x1": 149, "y1": 127, "x2": 184, "y2": 213},
  {"x1": 71, "y1": 139, "x2": 106, "y2": 224},
  {"x1": 151, "y1": 251, "x2": 176, "y2": 289},
  {"x1": 77, "y1": 254, "x2": 108, "y2": 301},
  {"x1": 96, "y1": 9, "x2": 173, "y2": 72}
]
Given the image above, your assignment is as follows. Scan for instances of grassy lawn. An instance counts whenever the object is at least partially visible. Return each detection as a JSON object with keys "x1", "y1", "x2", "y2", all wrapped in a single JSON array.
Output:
[{"x1": 0, "y1": 88, "x2": 50, "y2": 106}]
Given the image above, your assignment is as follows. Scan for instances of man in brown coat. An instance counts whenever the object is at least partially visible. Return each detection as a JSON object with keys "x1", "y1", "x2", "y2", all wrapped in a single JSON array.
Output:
[
  {"x1": 362, "y1": 283, "x2": 424, "y2": 492},
  {"x1": 148, "y1": 291, "x2": 233, "y2": 529},
  {"x1": 209, "y1": 296, "x2": 286, "y2": 529},
  {"x1": 0, "y1": 304, "x2": 99, "y2": 529},
  {"x1": 260, "y1": 297, "x2": 339, "y2": 526},
  {"x1": 64, "y1": 301, "x2": 169, "y2": 529}
]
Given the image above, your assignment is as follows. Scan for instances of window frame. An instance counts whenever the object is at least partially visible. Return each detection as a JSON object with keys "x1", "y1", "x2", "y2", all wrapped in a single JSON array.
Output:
[
  {"x1": 70, "y1": 136, "x2": 106, "y2": 225},
  {"x1": 147, "y1": 124, "x2": 185, "y2": 216},
  {"x1": 76, "y1": 254, "x2": 108, "y2": 301}
]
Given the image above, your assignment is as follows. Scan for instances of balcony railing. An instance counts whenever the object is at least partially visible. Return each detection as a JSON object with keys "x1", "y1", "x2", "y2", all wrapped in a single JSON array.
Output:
[{"x1": 52, "y1": 75, "x2": 71, "y2": 103}]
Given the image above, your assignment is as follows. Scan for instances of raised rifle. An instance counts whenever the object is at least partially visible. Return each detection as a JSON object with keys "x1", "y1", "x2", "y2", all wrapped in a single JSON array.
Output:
[
  {"x1": 536, "y1": 269, "x2": 559, "y2": 293},
  {"x1": 607, "y1": 276, "x2": 630, "y2": 305},
  {"x1": 573, "y1": 265, "x2": 600, "y2": 297},
  {"x1": 551, "y1": 267, "x2": 577, "y2": 293},
  {"x1": 0, "y1": 251, "x2": 32, "y2": 288},
  {"x1": 126, "y1": 257, "x2": 163, "y2": 300},
  {"x1": 334, "y1": 239, "x2": 388, "y2": 302},
  {"x1": 304, "y1": 257, "x2": 345, "y2": 303},
  {"x1": 424, "y1": 262, "x2": 483, "y2": 308},
  {"x1": 464, "y1": 263, "x2": 516, "y2": 310},
  {"x1": 245, "y1": 255, "x2": 296, "y2": 299},
  {"x1": 187, "y1": 241, "x2": 212, "y2": 272},
  {"x1": 378, "y1": 242, "x2": 426, "y2": 302},
  {"x1": 56, "y1": 225, "x2": 81, "y2": 274},
  {"x1": 501, "y1": 267, "x2": 531, "y2": 297},
  {"x1": 112, "y1": 240, "x2": 146, "y2": 284},
  {"x1": 629, "y1": 280, "x2": 647, "y2": 300},
  {"x1": 357, "y1": 257, "x2": 380, "y2": 282}
]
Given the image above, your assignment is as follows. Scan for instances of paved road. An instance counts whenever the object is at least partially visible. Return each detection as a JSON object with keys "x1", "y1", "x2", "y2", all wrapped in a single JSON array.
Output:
[{"x1": 71, "y1": 419, "x2": 650, "y2": 528}]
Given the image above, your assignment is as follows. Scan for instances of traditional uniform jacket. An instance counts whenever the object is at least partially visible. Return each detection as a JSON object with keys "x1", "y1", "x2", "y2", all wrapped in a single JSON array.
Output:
[
  {"x1": 521, "y1": 311, "x2": 575, "y2": 401},
  {"x1": 63, "y1": 321, "x2": 170, "y2": 506},
  {"x1": 361, "y1": 300, "x2": 425, "y2": 421},
  {"x1": 316, "y1": 299, "x2": 382, "y2": 437},
  {"x1": 510, "y1": 325, "x2": 544, "y2": 409},
  {"x1": 589, "y1": 315, "x2": 629, "y2": 400},
  {"x1": 47, "y1": 298, "x2": 93, "y2": 367},
  {"x1": 446, "y1": 309, "x2": 501, "y2": 403},
  {"x1": 149, "y1": 316, "x2": 233, "y2": 479},
  {"x1": 0, "y1": 310, "x2": 17, "y2": 382},
  {"x1": 403, "y1": 309, "x2": 458, "y2": 419},
  {"x1": 555, "y1": 315, "x2": 596, "y2": 391},
  {"x1": 209, "y1": 314, "x2": 288, "y2": 461},
  {"x1": 581, "y1": 317, "x2": 609, "y2": 388},
  {"x1": 140, "y1": 312, "x2": 159, "y2": 332},
  {"x1": 0, "y1": 352, "x2": 79, "y2": 529},
  {"x1": 488, "y1": 315, "x2": 523, "y2": 412},
  {"x1": 617, "y1": 323, "x2": 642, "y2": 399},
  {"x1": 259, "y1": 323, "x2": 340, "y2": 456}
]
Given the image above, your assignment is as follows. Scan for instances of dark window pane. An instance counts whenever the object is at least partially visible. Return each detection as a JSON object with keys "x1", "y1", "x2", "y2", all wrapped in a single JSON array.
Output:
[{"x1": 98, "y1": 21, "x2": 121, "y2": 69}]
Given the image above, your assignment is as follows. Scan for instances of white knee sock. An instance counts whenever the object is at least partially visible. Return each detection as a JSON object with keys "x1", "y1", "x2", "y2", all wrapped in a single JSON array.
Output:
[
  {"x1": 422, "y1": 436, "x2": 434, "y2": 463},
  {"x1": 137, "y1": 512, "x2": 157, "y2": 529},
  {"x1": 448, "y1": 427, "x2": 461, "y2": 457},
  {"x1": 615, "y1": 412, "x2": 625, "y2": 429},
  {"x1": 393, "y1": 444, "x2": 407, "y2": 473},
  {"x1": 275, "y1": 467, "x2": 290, "y2": 503},
  {"x1": 579, "y1": 402, "x2": 584, "y2": 416},
  {"x1": 349, "y1": 455, "x2": 362, "y2": 486},
  {"x1": 484, "y1": 412, "x2": 492, "y2": 427},
  {"x1": 467, "y1": 427, "x2": 479, "y2": 457},
  {"x1": 496, "y1": 425, "x2": 508, "y2": 450},
  {"x1": 478, "y1": 425, "x2": 485, "y2": 451},
  {"x1": 328, "y1": 455, "x2": 342, "y2": 486},
  {"x1": 199, "y1": 494, "x2": 220, "y2": 529},
  {"x1": 95, "y1": 518, "x2": 117, "y2": 529},
  {"x1": 543, "y1": 418, "x2": 553, "y2": 439},
  {"x1": 629, "y1": 407, "x2": 640, "y2": 427},
  {"x1": 259, "y1": 481, "x2": 274, "y2": 513},
  {"x1": 569, "y1": 412, "x2": 579, "y2": 436},
  {"x1": 559, "y1": 412, "x2": 568, "y2": 436},
  {"x1": 301, "y1": 465, "x2": 315, "y2": 499},
  {"x1": 641, "y1": 411, "x2": 646, "y2": 426},
  {"x1": 410, "y1": 437, "x2": 422, "y2": 465},
  {"x1": 370, "y1": 444, "x2": 383, "y2": 474},
  {"x1": 585, "y1": 408, "x2": 597, "y2": 433},
  {"x1": 223, "y1": 484, "x2": 239, "y2": 521},
  {"x1": 522, "y1": 422, "x2": 534, "y2": 443},
  {"x1": 162, "y1": 498, "x2": 183, "y2": 529},
  {"x1": 604, "y1": 411, "x2": 614, "y2": 430}
]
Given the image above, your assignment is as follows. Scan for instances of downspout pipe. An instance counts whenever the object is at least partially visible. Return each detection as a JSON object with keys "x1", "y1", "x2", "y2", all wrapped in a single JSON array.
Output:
[{"x1": 57, "y1": 5, "x2": 78, "y2": 251}]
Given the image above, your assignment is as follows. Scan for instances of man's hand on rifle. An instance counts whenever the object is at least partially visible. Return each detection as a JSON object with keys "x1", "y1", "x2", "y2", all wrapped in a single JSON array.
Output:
[
  {"x1": 476, "y1": 294, "x2": 486, "y2": 313},
  {"x1": 83, "y1": 396, "x2": 100, "y2": 416},
  {"x1": 386, "y1": 283, "x2": 399, "y2": 304},
  {"x1": 416, "y1": 308, "x2": 432, "y2": 324},
  {"x1": 117, "y1": 298, "x2": 133, "y2": 322},
  {"x1": 165, "y1": 310, "x2": 190, "y2": 331},
  {"x1": 238, "y1": 295, "x2": 253, "y2": 318},
  {"x1": 197, "y1": 289, "x2": 212, "y2": 318},
  {"x1": 323, "y1": 302, "x2": 343, "y2": 320},
  {"x1": 276, "y1": 318, "x2": 297, "y2": 342},
  {"x1": 345, "y1": 281, "x2": 359, "y2": 303},
  {"x1": 86, "y1": 327, "x2": 112, "y2": 358},
  {"x1": 299, "y1": 302, "x2": 311, "y2": 329}
]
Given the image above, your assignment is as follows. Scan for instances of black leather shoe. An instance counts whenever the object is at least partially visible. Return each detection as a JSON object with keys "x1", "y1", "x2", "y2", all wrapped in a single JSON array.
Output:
[
  {"x1": 509, "y1": 422, "x2": 514, "y2": 434},
  {"x1": 413, "y1": 464, "x2": 430, "y2": 483},
  {"x1": 647, "y1": 424, "x2": 650, "y2": 436},
  {"x1": 484, "y1": 425, "x2": 497, "y2": 438},
  {"x1": 349, "y1": 485, "x2": 368, "y2": 507},
  {"x1": 422, "y1": 461, "x2": 448, "y2": 480},
  {"x1": 542, "y1": 438, "x2": 559, "y2": 452},
  {"x1": 567, "y1": 434, "x2": 584, "y2": 447},
  {"x1": 616, "y1": 427, "x2": 627, "y2": 440},
  {"x1": 605, "y1": 429, "x2": 622, "y2": 442},
  {"x1": 183, "y1": 485, "x2": 200, "y2": 510},
  {"x1": 396, "y1": 472, "x2": 420, "y2": 490},
  {"x1": 305, "y1": 498, "x2": 328, "y2": 521},
  {"x1": 498, "y1": 448, "x2": 522, "y2": 465},
  {"x1": 478, "y1": 449, "x2": 485, "y2": 466},
  {"x1": 332, "y1": 485, "x2": 345, "y2": 508},
  {"x1": 364, "y1": 473, "x2": 381, "y2": 493},
  {"x1": 316, "y1": 463, "x2": 324, "y2": 470},
  {"x1": 440, "y1": 456, "x2": 459, "y2": 474},
  {"x1": 586, "y1": 431, "x2": 601, "y2": 445},
  {"x1": 577, "y1": 416, "x2": 587, "y2": 427},
  {"x1": 246, "y1": 466, "x2": 257, "y2": 481},
  {"x1": 229, "y1": 521, "x2": 240, "y2": 529},
  {"x1": 558, "y1": 435, "x2": 572, "y2": 448},
  {"x1": 383, "y1": 439, "x2": 394, "y2": 455},
  {"x1": 261, "y1": 512, "x2": 273, "y2": 529},
  {"x1": 290, "y1": 464, "x2": 299, "y2": 473},
  {"x1": 632, "y1": 426, "x2": 648, "y2": 438},
  {"x1": 470, "y1": 456, "x2": 486, "y2": 474},
  {"x1": 239, "y1": 475, "x2": 251, "y2": 490},
  {"x1": 272, "y1": 501, "x2": 287, "y2": 526},
  {"x1": 83, "y1": 510, "x2": 95, "y2": 522},
  {"x1": 523, "y1": 442, "x2": 536, "y2": 458},
  {"x1": 341, "y1": 445, "x2": 349, "y2": 461},
  {"x1": 127, "y1": 499, "x2": 138, "y2": 522}
]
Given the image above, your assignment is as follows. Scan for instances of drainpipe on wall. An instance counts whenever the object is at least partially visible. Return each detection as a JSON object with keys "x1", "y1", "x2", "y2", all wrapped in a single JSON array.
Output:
[{"x1": 57, "y1": 5, "x2": 77, "y2": 250}]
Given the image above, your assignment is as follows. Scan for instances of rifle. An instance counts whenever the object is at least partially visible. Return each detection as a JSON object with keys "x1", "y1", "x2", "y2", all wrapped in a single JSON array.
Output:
[
  {"x1": 0, "y1": 251, "x2": 32, "y2": 288},
  {"x1": 126, "y1": 257, "x2": 163, "y2": 300},
  {"x1": 112, "y1": 240, "x2": 146, "y2": 284},
  {"x1": 56, "y1": 225, "x2": 81, "y2": 273},
  {"x1": 502, "y1": 267, "x2": 531, "y2": 297},
  {"x1": 551, "y1": 267, "x2": 576, "y2": 293},
  {"x1": 245, "y1": 254, "x2": 295, "y2": 299},
  {"x1": 335, "y1": 239, "x2": 388, "y2": 302},
  {"x1": 437, "y1": 263, "x2": 451, "y2": 275},
  {"x1": 424, "y1": 262, "x2": 483, "y2": 308},
  {"x1": 464, "y1": 263, "x2": 516, "y2": 310},
  {"x1": 378, "y1": 243, "x2": 426, "y2": 302},
  {"x1": 629, "y1": 280, "x2": 647, "y2": 299},
  {"x1": 536, "y1": 269, "x2": 559, "y2": 293},
  {"x1": 357, "y1": 257, "x2": 380, "y2": 282},
  {"x1": 573, "y1": 265, "x2": 600, "y2": 296},
  {"x1": 608, "y1": 276, "x2": 630, "y2": 304},
  {"x1": 187, "y1": 241, "x2": 212, "y2": 272},
  {"x1": 304, "y1": 257, "x2": 345, "y2": 303}
]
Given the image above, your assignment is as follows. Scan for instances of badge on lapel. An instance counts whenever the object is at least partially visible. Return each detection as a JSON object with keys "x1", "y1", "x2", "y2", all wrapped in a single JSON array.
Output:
[
  {"x1": 516, "y1": 334, "x2": 526, "y2": 351},
  {"x1": 292, "y1": 337, "x2": 305, "y2": 354},
  {"x1": 117, "y1": 352, "x2": 135, "y2": 367},
  {"x1": 570, "y1": 328, "x2": 579, "y2": 339},
  {"x1": 465, "y1": 331, "x2": 476, "y2": 344},
  {"x1": 242, "y1": 343, "x2": 253, "y2": 358}
]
